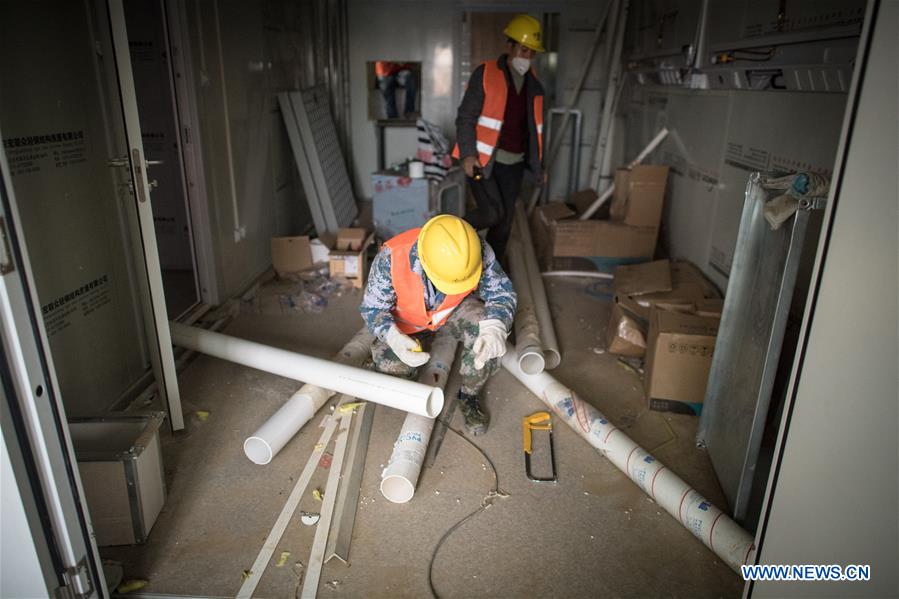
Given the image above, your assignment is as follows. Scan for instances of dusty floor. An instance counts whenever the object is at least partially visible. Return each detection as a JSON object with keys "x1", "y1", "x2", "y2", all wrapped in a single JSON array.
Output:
[{"x1": 104, "y1": 276, "x2": 744, "y2": 598}]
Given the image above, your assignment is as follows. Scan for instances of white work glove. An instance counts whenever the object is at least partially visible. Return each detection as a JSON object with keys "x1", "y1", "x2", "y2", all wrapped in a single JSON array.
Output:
[
  {"x1": 472, "y1": 319, "x2": 508, "y2": 370},
  {"x1": 386, "y1": 325, "x2": 430, "y2": 367}
]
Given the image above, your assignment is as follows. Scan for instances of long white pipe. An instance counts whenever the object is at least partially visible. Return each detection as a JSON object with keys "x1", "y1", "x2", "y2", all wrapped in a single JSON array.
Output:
[
  {"x1": 501, "y1": 346, "x2": 755, "y2": 573},
  {"x1": 580, "y1": 128, "x2": 670, "y2": 220},
  {"x1": 243, "y1": 327, "x2": 374, "y2": 465},
  {"x1": 380, "y1": 331, "x2": 458, "y2": 503},
  {"x1": 542, "y1": 270, "x2": 614, "y2": 280},
  {"x1": 507, "y1": 239, "x2": 545, "y2": 374},
  {"x1": 515, "y1": 203, "x2": 561, "y2": 369},
  {"x1": 170, "y1": 322, "x2": 443, "y2": 418}
]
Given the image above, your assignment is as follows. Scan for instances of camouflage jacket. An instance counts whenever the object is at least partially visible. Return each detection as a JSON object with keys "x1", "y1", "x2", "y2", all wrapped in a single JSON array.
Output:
[{"x1": 359, "y1": 240, "x2": 516, "y2": 341}]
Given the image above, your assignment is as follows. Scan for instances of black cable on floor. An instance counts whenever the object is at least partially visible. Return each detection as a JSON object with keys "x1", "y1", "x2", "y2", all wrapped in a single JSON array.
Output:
[{"x1": 427, "y1": 419, "x2": 507, "y2": 599}]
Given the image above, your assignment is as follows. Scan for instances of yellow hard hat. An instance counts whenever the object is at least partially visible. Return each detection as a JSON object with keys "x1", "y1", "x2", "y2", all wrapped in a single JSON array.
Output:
[
  {"x1": 504, "y1": 14, "x2": 545, "y2": 52},
  {"x1": 418, "y1": 215, "x2": 482, "y2": 295}
]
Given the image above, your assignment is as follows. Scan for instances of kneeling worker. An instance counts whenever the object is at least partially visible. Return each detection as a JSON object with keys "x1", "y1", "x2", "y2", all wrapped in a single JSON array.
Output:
[{"x1": 359, "y1": 215, "x2": 516, "y2": 435}]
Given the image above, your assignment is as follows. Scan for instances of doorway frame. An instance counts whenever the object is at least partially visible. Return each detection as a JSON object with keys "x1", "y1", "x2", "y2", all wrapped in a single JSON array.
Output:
[{"x1": 161, "y1": 0, "x2": 219, "y2": 308}]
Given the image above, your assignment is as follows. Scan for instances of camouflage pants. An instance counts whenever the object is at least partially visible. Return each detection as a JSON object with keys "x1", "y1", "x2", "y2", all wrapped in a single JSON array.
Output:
[{"x1": 371, "y1": 296, "x2": 501, "y2": 396}]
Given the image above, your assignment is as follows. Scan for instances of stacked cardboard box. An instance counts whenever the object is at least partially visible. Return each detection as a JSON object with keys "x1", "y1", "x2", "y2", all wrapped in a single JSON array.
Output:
[
  {"x1": 531, "y1": 165, "x2": 669, "y2": 271},
  {"x1": 603, "y1": 259, "x2": 723, "y2": 415}
]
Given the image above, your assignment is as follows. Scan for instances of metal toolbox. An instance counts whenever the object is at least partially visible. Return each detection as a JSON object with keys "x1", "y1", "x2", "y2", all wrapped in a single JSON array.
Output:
[{"x1": 69, "y1": 412, "x2": 166, "y2": 546}]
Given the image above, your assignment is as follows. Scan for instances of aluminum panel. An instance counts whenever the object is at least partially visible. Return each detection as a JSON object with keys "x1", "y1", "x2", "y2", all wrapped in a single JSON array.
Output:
[
  {"x1": 698, "y1": 175, "x2": 817, "y2": 520},
  {"x1": 295, "y1": 86, "x2": 358, "y2": 230}
]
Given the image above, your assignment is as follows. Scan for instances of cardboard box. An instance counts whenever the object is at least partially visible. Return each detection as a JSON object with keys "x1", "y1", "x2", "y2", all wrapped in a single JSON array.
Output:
[
  {"x1": 613, "y1": 259, "x2": 672, "y2": 297},
  {"x1": 644, "y1": 309, "x2": 720, "y2": 415},
  {"x1": 617, "y1": 260, "x2": 718, "y2": 320},
  {"x1": 607, "y1": 302, "x2": 647, "y2": 357},
  {"x1": 271, "y1": 236, "x2": 313, "y2": 278},
  {"x1": 532, "y1": 165, "x2": 669, "y2": 271},
  {"x1": 336, "y1": 228, "x2": 367, "y2": 251},
  {"x1": 70, "y1": 413, "x2": 166, "y2": 546},
  {"x1": 328, "y1": 228, "x2": 374, "y2": 288}
]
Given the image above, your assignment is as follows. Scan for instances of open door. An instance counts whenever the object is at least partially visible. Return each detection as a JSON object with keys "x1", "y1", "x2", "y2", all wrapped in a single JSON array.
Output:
[
  {"x1": 107, "y1": 0, "x2": 184, "y2": 430},
  {"x1": 0, "y1": 0, "x2": 183, "y2": 430}
]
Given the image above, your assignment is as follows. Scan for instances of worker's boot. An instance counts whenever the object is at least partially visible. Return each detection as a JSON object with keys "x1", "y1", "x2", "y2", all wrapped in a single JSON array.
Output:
[{"x1": 457, "y1": 391, "x2": 489, "y2": 436}]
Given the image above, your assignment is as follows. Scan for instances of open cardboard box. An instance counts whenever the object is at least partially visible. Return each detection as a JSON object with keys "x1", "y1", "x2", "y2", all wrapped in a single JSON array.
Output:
[
  {"x1": 325, "y1": 228, "x2": 375, "y2": 289},
  {"x1": 532, "y1": 165, "x2": 669, "y2": 272},
  {"x1": 606, "y1": 259, "x2": 721, "y2": 359},
  {"x1": 271, "y1": 228, "x2": 374, "y2": 288}
]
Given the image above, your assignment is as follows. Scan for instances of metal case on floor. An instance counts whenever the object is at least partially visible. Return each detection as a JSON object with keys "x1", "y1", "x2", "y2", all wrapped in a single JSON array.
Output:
[{"x1": 69, "y1": 412, "x2": 167, "y2": 546}]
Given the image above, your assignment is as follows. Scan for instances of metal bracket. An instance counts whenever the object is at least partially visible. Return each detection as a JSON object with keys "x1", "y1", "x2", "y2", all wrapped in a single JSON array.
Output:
[
  {"x1": 0, "y1": 217, "x2": 15, "y2": 274},
  {"x1": 55, "y1": 556, "x2": 94, "y2": 598},
  {"x1": 799, "y1": 196, "x2": 827, "y2": 211}
]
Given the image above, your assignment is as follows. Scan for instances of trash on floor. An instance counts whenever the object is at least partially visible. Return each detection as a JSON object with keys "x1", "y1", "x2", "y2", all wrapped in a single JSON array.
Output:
[
  {"x1": 300, "y1": 512, "x2": 321, "y2": 526},
  {"x1": 115, "y1": 579, "x2": 148, "y2": 594},
  {"x1": 240, "y1": 268, "x2": 354, "y2": 315}
]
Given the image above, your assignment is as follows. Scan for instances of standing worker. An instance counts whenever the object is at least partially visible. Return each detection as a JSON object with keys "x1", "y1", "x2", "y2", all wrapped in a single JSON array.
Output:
[
  {"x1": 359, "y1": 215, "x2": 516, "y2": 435},
  {"x1": 453, "y1": 14, "x2": 545, "y2": 260}
]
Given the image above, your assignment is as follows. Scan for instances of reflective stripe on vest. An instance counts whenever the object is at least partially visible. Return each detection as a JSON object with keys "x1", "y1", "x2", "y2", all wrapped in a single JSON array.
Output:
[
  {"x1": 384, "y1": 229, "x2": 474, "y2": 334},
  {"x1": 451, "y1": 60, "x2": 543, "y2": 166}
]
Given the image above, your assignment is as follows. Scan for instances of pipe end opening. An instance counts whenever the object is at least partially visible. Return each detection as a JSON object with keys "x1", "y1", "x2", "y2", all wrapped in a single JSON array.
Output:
[
  {"x1": 426, "y1": 388, "x2": 444, "y2": 418},
  {"x1": 244, "y1": 437, "x2": 273, "y2": 465},
  {"x1": 544, "y1": 349, "x2": 561, "y2": 370},
  {"x1": 380, "y1": 475, "x2": 415, "y2": 503},
  {"x1": 519, "y1": 351, "x2": 546, "y2": 375}
]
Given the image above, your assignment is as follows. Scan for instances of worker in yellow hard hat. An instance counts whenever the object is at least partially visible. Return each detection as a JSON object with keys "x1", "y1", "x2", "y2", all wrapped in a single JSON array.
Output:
[
  {"x1": 360, "y1": 215, "x2": 517, "y2": 435},
  {"x1": 452, "y1": 13, "x2": 546, "y2": 260}
]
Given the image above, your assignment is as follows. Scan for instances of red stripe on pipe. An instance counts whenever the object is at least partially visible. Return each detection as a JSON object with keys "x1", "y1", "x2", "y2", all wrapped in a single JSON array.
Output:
[
  {"x1": 603, "y1": 427, "x2": 619, "y2": 444},
  {"x1": 625, "y1": 446, "x2": 639, "y2": 474},
  {"x1": 650, "y1": 466, "x2": 667, "y2": 499},
  {"x1": 708, "y1": 511, "x2": 724, "y2": 553},
  {"x1": 678, "y1": 488, "x2": 691, "y2": 523},
  {"x1": 744, "y1": 543, "x2": 755, "y2": 566}
]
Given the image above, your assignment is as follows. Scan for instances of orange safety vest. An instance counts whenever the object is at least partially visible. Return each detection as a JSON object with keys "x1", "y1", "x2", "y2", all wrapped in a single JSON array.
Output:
[
  {"x1": 452, "y1": 60, "x2": 544, "y2": 166},
  {"x1": 385, "y1": 229, "x2": 476, "y2": 334}
]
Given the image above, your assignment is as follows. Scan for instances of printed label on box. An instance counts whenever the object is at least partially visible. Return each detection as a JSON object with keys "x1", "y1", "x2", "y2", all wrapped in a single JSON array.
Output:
[{"x1": 344, "y1": 257, "x2": 359, "y2": 277}]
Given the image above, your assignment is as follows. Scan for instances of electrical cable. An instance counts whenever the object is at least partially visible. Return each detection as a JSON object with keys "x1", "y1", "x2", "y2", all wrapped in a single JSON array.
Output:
[{"x1": 427, "y1": 419, "x2": 508, "y2": 599}]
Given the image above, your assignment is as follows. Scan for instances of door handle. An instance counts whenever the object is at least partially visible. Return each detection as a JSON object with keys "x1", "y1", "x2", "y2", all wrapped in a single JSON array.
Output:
[
  {"x1": 106, "y1": 156, "x2": 129, "y2": 168},
  {"x1": 106, "y1": 157, "x2": 164, "y2": 168}
]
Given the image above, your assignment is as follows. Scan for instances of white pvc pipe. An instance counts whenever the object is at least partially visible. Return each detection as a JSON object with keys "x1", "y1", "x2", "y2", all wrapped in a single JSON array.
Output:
[
  {"x1": 170, "y1": 322, "x2": 443, "y2": 418},
  {"x1": 515, "y1": 203, "x2": 561, "y2": 369},
  {"x1": 501, "y1": 346, "x2": 755, "y2": 573},
  {"x1": 243, "y1": 327, "x2": 374, "y2": 465},
  {"x1": 541, "y1": 271, "x2": 614, "y2": 280},
  {"x1": 580, "y1": 128, "x2": 670, "y2": 220},
  {"x1": 507, "y1": 239, "x2": 545, "y2": 375},
  {"x1": 380, "y1": 331, "x2": 458, "y2": 503}
]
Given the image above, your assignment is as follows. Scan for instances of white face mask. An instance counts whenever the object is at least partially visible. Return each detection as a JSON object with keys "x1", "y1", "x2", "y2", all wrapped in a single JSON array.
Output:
[{"x1": 511, "y1": 56, "x2": 530, "y2": 76}]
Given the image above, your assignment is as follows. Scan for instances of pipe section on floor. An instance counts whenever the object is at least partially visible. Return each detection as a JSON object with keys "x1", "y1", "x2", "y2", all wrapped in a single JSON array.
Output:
[
  {"x1": 515, "y1": 203, "x2": 561, "y2": 369},
  {"x1": 501, "y1": 347, "x2": 755, "y2": 573},
  {"x1": 380, "y1": 331, "x2": 458, "y2": 503},
  {"x1": 542, "y1": 270, "x2": 614, "y2": 280},
  {"x1": 170, "y1": 322, "x2": 443, "y2": 419},
  {"x1": 506, "y1": 238, "x2": 545, "y2": 375},
  {"x1": 243, "y1": 327, "x2": 374, "y2": 465}
]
